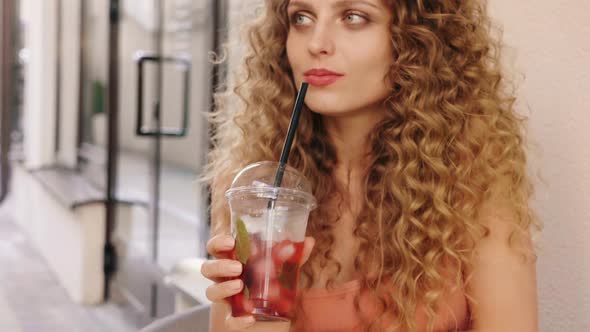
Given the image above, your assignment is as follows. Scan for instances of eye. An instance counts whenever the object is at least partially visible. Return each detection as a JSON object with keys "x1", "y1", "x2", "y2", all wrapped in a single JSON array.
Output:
[
  {"x1": 344, "y1": 12, "x2": 368, "y2": 24},
  {"x1": 291, "y1": 13, "x2": 313, "y2": 26}
]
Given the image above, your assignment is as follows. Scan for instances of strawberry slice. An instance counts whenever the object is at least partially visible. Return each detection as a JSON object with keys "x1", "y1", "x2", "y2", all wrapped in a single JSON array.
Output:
[{"x1": 230, "y1": 292, "x2": 247, "y2": 316}]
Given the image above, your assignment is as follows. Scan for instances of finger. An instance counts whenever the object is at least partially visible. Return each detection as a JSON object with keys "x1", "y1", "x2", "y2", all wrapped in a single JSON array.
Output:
[
  {"x1": 200, "y1": 259, "x2": 243, "y2": 281},
  {"x1": 205, "y1": 279, "x2": 243, "y2": 303},
  {"x1": 226, "y1": 314, "x2": 255, "y2": 331},
  {"x1": 207, "y1": 234, "x2": 235, "y2": 258},
  {"x1": 300, "y1": 236, "x2": 315, "y2": 266}
]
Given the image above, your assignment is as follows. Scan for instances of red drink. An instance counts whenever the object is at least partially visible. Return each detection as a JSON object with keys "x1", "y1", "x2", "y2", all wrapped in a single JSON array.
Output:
[
  {"x1": 228, "y1": 235, "x2": 304, "y2": 321},
  {"x1": 225, "y1": 161, "x2": 317, "y2": 322}
]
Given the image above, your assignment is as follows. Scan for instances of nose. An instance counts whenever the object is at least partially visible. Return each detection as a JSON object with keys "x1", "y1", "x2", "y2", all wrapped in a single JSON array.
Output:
[{"x1": 307, "y1": 21, "x2": 335, "y2": 57}]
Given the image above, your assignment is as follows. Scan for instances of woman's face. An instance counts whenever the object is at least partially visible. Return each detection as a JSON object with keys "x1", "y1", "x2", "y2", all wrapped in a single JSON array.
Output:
[{"x1": 286, "y1": 0, "x2": 393, "y2": 116}]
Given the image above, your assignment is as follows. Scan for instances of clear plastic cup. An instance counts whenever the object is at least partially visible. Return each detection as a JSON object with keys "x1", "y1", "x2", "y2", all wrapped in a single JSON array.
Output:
[{"x1": 225, "y1": 161, "x2": 317, "y2": 321}]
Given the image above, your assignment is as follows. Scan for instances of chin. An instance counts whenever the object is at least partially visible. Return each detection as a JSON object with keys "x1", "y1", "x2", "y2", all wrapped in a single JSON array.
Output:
[
  {"x1": 305, "y1": 104, "x2": 344, "y2": 116},
  {"x1": 310, "y1": 109, "x2": 351, "y2": 117},
  {"x1": 305, "y1": 99, "x2": 365, "y2": 117},
  {"x1": 305, "y1": 95, "x2": 347, "y2": 115}
]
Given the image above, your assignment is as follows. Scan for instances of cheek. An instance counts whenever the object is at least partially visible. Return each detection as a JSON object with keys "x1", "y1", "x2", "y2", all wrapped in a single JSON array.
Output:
[
  {"x1": 367, "y1": 31, "x2": 393, "y2": 69},
  {"x1": 286, "y1": 34, "x2": 299, "y2": 68},
  {"x1": 374, "y1": 37, "x2": 393, "y2": 71},
  {"x1": 366, "y1": 40, "x2": 393, "y2": 90},
  {"x1": 351, "y1": 50, "x2": 392, "y2": 91}
]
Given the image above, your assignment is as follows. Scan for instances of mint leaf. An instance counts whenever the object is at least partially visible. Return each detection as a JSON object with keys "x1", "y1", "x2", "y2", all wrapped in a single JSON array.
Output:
[
  {"x1": 277, "y1": 262, "x2": 298, "y2": 290},
  {"x1": 235, "y1": 218, "x2": 250, "y2": 265},
  {"x1": 244, "y1": 284, "x2": 250, "y2": 299}
]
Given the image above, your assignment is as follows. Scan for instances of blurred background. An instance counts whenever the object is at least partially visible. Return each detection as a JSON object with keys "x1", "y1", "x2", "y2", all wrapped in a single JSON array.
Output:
[{"x1": 0, "y1": 0, "x2": 588, "y2": 331}]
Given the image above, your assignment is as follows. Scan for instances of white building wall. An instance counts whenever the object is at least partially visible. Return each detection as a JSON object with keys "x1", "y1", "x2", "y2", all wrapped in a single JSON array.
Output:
[
  {"x1": 56, "y1": 0, "x2": 81, "y2": 167},
  {"x1": 22, "y1": 0, "x2": 58, "y2": 168},
  {"x1": 488, "y1": 2, "x2": 590, "y2": 331}
]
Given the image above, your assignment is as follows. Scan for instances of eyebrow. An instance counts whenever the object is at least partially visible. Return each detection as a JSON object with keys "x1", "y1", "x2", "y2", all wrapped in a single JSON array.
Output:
[{"x1": 287, "y1": 0, "x2": 380, "y2": 11}]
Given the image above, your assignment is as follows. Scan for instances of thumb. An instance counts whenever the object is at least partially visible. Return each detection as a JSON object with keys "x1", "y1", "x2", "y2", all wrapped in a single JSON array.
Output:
[{"x1": 300, "y1": 236, "x2": 315, "y2": 266}]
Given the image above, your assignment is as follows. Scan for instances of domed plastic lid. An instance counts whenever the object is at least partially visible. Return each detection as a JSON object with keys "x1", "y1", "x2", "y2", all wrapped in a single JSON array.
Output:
[{"x1": 225, "y1": 161, "x2": 317, "y2": 210}]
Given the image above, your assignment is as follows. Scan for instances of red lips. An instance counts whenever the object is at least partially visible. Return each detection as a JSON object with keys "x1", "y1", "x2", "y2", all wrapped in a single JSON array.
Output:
[{"x1": 303, "y1": 68, "x2": 344, "y2": 87}]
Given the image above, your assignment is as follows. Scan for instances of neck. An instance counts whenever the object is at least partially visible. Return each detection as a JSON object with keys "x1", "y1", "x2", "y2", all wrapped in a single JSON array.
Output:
[{"x1": 322, "y1": 105, "x2": 387, "y2": 173}]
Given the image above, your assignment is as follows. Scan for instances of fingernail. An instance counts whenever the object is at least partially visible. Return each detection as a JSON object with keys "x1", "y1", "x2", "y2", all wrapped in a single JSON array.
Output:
[
  {"x1": 229, "y1": 262, "x2": 242, "y2": 274},
  {"x1": 230, "y1": 279, "x2": 242, "y2": 290}
]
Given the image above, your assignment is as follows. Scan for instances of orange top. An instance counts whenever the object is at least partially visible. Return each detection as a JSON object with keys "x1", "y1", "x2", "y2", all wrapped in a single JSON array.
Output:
[{"x1": 294, "y1": 280, "x2": 470, "y2": 332}]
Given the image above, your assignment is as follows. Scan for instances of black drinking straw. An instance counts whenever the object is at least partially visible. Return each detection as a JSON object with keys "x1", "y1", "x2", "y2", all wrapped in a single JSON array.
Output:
[
  {"x1": 261, "y1": 82, "x2": 309, "y2": 301},
  {"x1": 268, "y1": 82, "x2": 309, "y2": 208}
]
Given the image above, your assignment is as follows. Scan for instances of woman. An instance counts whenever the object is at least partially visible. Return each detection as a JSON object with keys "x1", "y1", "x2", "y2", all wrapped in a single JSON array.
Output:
[{"x1": 201, "y1": 0, "x2": 541, "y2": 331}]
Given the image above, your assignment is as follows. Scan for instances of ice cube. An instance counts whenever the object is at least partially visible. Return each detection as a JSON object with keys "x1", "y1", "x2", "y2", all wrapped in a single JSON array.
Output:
[
  {"x1": 278, "y1": 243, "x2": 295, "y2": 261},
  {"x1": 241, "y1": 210, "x2": 297, "y2": 242},
  {"x1": 272, "y1": 241, "x2": 296, "y2": 264},
  {"x1": 240, "y1": 215, "x2": 266, "y2": 234}
]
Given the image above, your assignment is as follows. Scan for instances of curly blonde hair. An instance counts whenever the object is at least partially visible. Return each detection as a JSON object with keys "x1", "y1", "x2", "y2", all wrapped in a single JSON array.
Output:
[{"x1": 204, "y1": 0, "x2": 542, "y2": 331}]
